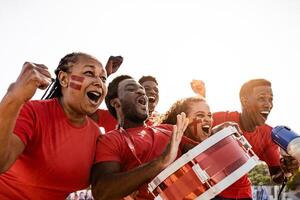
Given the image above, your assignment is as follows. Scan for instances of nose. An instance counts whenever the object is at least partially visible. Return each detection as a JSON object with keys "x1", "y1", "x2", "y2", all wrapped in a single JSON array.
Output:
[
  {"x1": 203, "y1": 115, "x2": 212, "y2": 122},
  {"x1": 263, "y1": 99, "x2": 273, "y2": 110},
  {"x1": 137, "y1": 86, "x2": 146, "y2": 95},
  {"x1": 92, "y1": 77, "x2": 105, "y2": 87}
]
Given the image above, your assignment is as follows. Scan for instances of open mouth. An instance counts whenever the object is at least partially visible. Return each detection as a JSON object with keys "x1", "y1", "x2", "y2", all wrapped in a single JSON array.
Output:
[
  {"x1": 201, "y1": 125, "x2": 210, "y2": 136},
  {"x1": 87, "y1": 91, "x2": 101, "y2": 103},
  {"x1": 148, "y1": 96, "x2": 156, "y2": 103},
  {"x1": 137, "y1": 96, "x2": 147, "y2": 106},
  {"x1": 260, "y1": 111, "x2": 269, "y2": 119}
]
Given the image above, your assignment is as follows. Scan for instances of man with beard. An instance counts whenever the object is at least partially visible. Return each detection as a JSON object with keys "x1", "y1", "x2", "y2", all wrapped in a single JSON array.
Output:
[
  {"x1": 91, "y1": 75, "x2": 190, "y2": 200},
  {"x1": 138, "y1": 76, "x2": 160, "y2": 126},
  {"x1": 191, "y1": 78, "x2": 299, "y2": 199}
]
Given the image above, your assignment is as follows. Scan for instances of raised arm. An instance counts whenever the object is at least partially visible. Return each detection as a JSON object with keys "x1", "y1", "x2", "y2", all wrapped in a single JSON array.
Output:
[
  {"x1": 91, "y1": 113, "x2": 189, "y2": 200},
  {"x1": 0, "y1": 62, "x2": 51, "y2": 173}
]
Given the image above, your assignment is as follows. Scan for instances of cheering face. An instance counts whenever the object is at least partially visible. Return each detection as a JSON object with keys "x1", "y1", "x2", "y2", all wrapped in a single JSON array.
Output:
[
  {"x1": 185, "y1": 101, "x2": 213, "y2": 142},
  {"x1": 244, "y1": 85, "x2": 273, "y2": 126},
  {"x1": 141, "y1": 80, "x2": 159, "y2": 115},
  {"x1": 118, "y1": 79, "x2": 149, "y2": 123},
  {"x1": 61, "y1": 55, "x2": 107, "y2": 115}
]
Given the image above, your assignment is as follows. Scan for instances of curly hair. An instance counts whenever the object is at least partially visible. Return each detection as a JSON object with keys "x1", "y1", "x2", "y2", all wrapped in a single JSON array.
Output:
[
  {"x1": 41, "y1": 52, "x2": 96, "y2": 99},
  {"x1": 161, "y1": 96, "x2": 206, "y2": 125}
]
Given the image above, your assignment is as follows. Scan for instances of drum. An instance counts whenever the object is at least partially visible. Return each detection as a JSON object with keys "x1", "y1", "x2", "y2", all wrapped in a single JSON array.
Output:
[{"x1": 148, "y1": 126, "x2": 259, "y2": 200}]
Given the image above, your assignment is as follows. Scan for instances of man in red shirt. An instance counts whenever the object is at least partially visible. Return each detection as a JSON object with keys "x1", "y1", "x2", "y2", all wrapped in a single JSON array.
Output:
[
  {"x1": 138, "y1": 76, "x2": 160, "y2": 126},
  {"x1": 91, "y1": 75, "x2": 189, "y2": 200},
  {"x1": 192, "y1": 78, "x2": 299, "y2": 199}
]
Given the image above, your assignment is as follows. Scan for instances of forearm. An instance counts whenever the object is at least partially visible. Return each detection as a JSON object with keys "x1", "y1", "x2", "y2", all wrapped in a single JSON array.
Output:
[
  {"x1": 0, "y1": 92, "x2": 24, "y2": 169},
  {"x1": 92, "y1": 158, "x2": 166, "y2": 200}
]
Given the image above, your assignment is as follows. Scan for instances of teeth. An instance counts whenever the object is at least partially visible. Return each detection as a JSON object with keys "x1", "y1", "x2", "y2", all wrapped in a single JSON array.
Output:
[
  {"x1": 202, "y1": 125, "x2": 210, "y2": 128},
  {"x1": 149, "y1": 96, "x2": 155, "y2": 101},
  {"x1": 91, "y1": 91, "x2": 100, "y2": 96},
  {"x1": 261, "y1": 111, "x2": 269, "y2": 114}
]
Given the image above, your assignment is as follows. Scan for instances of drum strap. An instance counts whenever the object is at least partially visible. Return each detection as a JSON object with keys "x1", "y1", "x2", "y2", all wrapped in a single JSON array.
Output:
[{"x1": 119, "y1": 127, "x2": 143, "y2": 165}]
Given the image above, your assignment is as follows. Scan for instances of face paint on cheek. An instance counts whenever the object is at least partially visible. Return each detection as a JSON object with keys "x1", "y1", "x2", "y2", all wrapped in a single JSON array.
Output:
[
  {"x1": 69, "y1": 75, "x2": 85, "y2": 90},
  {"x1": 189, "y1": 118, "x2": 203, "y2": 137},
  {"x1": 69, "y1": 82, "x2": 82, "y2": 90},
  {"x1": 70, "y1": 75, "x2": 85, "y2": 82}
]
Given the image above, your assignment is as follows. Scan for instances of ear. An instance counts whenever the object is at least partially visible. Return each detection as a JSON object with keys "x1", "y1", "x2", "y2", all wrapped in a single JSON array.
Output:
[
  {"x1": 110, "y1": 98, "x2": 121, "y2": 109},
  {"x1": 58, "y1": 71, "x2": 69, "y2": 88},
  {"x1": 240, "y1": 96, "x2": 248, "y2": 108}
]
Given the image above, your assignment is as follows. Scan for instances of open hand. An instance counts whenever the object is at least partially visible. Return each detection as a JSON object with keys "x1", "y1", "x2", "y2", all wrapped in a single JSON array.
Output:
[{"x1": 161, "y1": 112, "x2": 189, "y2": 168}]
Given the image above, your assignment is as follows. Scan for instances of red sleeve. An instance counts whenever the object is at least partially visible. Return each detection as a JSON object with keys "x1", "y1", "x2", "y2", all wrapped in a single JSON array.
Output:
[
  {"x1": 212, "y1": 111, "x2": 228, "y2": 126},
  {"x1": 13, "y1": 101, "x2": 36, "y2": 146},
  {"x1": 96, "y1": 109, "x2": 118, "y2": 132},
  {"x1": 259, "y1": 125, "x2": 281, "y2": 166},
  {"x1": 94, "y1": 131, "x2": 124, "y2": 164}
]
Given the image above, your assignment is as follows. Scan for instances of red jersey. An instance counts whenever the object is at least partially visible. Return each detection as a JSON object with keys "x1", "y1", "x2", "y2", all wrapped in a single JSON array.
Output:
[
  {"x1": 95, "y1": 124, "x2": 183, "y2": 199},
  {"x1": 0, "y1": 98, "x2": 100, "y2": 200},
  {"x1": 96, "y1": 109, "x2": 118, "y2": 132},
  {"x1": 213, "y1": 111, "x2": 280, "y2": 198}
]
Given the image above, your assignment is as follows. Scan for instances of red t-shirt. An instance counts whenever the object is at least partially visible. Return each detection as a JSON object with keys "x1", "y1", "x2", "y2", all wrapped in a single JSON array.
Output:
[
  {"x1": 213, "y1": 111, "x2": 280, "y2": 198},
  {"x1": 96, "y1": 109, "x2": 118, "y2": 132},
  {"x1": 95, "y1": 124, "x2": 184, "y2": 199},
  {"x1": 0, "y1": 98, "x2": 100, "y2": 200}
]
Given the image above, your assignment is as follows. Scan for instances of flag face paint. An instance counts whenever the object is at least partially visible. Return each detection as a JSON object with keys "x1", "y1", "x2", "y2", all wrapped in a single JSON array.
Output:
[
  {"x1": 190, "y1": 118, "x2": 203, "y2": 136},
  {"x1": 69, "y1": 75, "x2": 85, "y2": 90}
]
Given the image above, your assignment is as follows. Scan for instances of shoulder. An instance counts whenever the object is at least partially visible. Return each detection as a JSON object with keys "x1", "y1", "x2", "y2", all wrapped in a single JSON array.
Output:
[
  {"x1": 154, "y1": 124, "x2": 173, "y2": 131},
  {"x1": 212, "y1": 111, "x2": 240, "y2": 125},
  {"x1": 99, "y1": 130, "x2": 123, "y2": 142}
]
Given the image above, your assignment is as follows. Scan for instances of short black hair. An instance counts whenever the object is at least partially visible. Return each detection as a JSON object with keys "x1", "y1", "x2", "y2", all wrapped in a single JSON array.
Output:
[
  {"x1": 138, "y1": 75, "x2": 158, "y2": 85},
  {"x1": 105, "y1": 75, "x2": 133, "y2": 119},
  {"x1": 239, "y1": 79, "x2": 271, "y2": 100}
]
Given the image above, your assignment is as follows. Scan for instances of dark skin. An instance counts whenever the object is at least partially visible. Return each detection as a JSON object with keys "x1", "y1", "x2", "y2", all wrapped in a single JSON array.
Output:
[
  {"x1": 191, "y1": 81, "x2": 299, "y2": 184},
  {"x1": 105, "y1": 56, "x2": 123, "y2": 77},
  {"x1": 0, "y1": 62, "x2": 51, "y2": 173},
  {"x1": 91, "y1": 79, "x2": 189, "y2": 200},
  {"x1": 240, "y1": 85, "x2": 298, "y2": 183},
  {"x1": 89, "y1": 55, "x2": 123, "y2": 123}
]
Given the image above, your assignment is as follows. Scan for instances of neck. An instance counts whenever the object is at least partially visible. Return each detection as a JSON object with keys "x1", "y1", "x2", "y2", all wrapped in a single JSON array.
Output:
[
  {"x1": 119, "y1": 118, "x2": 145, "y2": 130},
  {"x1": 58, "y1": 97, "x2": 87, "y2": 126},
  {"x1": 240, "y1": 111, "x2": 256, "y2": 132}
]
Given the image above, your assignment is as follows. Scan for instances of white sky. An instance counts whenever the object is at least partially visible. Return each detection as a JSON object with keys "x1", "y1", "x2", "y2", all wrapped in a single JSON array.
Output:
[{"x1": 0, "y1": 0, "x2": 299, "y2": 132}]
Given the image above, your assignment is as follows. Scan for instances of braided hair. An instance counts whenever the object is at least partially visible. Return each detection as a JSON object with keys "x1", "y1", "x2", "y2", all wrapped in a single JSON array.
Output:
[{"x1": 41, "y1": 52, "x2": 92, "y2": 100}]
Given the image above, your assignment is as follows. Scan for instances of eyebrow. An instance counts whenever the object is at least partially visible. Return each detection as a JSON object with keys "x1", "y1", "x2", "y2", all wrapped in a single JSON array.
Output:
[
  {"x1": 83, "y1": 65, "x2": 96, "y2": 69},
  {"x1": 125, "y1": 83, "x2": 138, "y2": 88}
]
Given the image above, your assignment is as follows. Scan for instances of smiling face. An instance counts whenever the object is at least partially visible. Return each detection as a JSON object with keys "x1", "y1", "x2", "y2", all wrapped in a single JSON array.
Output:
[
  {"x1": 185, "y1": 100, "x2": 213, "y2": 142},
  {"x1": 242, "y1": 85, "x2": 273, "y2": 127},
  {"x1": 118, "y1": 79, "x2": 149, "y2": 124},
  {"x1": 60, "y1": 55, "x2": 107, "y2": 115},
  {"x1": 141, "y1": 80, "x2": 159, "y2": 115}
]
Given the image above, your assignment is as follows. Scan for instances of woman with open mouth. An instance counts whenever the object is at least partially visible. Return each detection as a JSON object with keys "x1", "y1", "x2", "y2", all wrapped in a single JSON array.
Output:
[{"x1": 0, "y1": 52, "x2": 115, "y2": 200}]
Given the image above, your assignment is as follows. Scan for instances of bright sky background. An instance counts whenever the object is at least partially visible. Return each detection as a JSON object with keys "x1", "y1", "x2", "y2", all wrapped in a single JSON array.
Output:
[{"x1": 1, "y1": 0, "x2": 299, "y2": 132}]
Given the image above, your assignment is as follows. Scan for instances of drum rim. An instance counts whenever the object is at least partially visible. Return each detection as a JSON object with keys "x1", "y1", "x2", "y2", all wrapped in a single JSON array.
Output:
[{"x1": 148, "y1": 126, "x2": 239, "y2": 192}]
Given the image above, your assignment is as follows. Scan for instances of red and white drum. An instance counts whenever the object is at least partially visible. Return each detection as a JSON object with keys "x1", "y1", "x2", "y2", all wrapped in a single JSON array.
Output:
[{"x1": 148, "y1": 126, "x2": 259, "y2": 200}]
